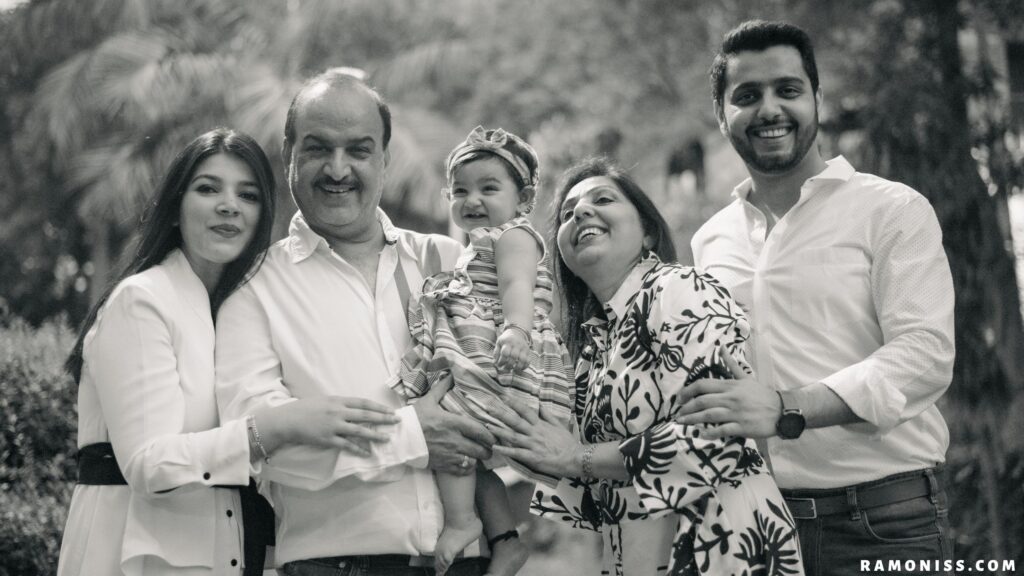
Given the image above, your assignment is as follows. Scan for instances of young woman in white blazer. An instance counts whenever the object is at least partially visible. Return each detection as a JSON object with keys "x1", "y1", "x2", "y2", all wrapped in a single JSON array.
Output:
[{"x1": 57, "y1": 128, "x2": 398, "y2": 576}]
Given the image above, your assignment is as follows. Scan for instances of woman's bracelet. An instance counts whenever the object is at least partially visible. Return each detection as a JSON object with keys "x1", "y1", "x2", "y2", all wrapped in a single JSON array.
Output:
[
  {"x1": 247, "y1": 414, "x2": 270, "y2": 463},
  {"x1": 501, "y1": 320, "x2": 533, "y2": 346},
  {"x1": 580, "y1": 443, "x2": 595, "y2": 479}
]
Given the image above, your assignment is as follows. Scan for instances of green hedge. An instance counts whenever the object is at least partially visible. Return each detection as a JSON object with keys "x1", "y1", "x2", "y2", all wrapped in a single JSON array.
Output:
[{"x1": 0, "y1": 317, "x2": 76, "y2": 576}]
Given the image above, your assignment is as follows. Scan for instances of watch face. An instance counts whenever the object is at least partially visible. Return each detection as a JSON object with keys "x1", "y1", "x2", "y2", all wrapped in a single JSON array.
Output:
[{"x1": 777, "y1": 412, "x2": 806, "y2": 439}]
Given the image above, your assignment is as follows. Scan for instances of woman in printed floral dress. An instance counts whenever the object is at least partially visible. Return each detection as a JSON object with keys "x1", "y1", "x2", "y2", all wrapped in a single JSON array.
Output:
[{"x1": 488, "y1": 158, "x2": 804, "y2": 576}]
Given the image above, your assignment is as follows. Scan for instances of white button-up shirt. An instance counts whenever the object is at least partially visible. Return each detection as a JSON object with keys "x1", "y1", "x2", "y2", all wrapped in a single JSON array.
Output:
[
  {"x1": 691, "y1": 156, "x2": 955, "y2": 490},
  {"x1": 215, "y1": 210, "x2": 464, "y2": 565}
]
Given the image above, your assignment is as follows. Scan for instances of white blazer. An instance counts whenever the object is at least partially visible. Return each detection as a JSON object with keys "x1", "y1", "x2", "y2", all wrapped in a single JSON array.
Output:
[{"x1": 57, "y1": 249, "x2": 253, "y2": 576}]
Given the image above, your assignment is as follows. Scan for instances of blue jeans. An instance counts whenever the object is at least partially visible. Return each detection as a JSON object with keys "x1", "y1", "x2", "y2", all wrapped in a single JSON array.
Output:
[
  {"x1": 785, "y1": 468, "x2": 954, "y2": 576},
  {"x1": 280, "y1": 555, "x2": 488, "y2": 576}
]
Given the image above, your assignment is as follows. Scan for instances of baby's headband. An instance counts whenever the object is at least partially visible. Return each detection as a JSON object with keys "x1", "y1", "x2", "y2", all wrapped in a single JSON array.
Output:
[{"x1": 444, "y1": 126, "x2": 540, "y2": 189}]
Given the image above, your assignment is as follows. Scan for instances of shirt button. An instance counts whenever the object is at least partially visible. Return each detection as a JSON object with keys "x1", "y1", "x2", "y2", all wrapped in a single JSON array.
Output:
[
  {"x1": 338, "y1": 560, "x2": 348, "y2": 568},
  {"x1": 203, "y1": 472, "x2": 211, "y2": 480},
  {"x1": 230, "y1": 559, "x2": 238, "y2": 566},
  {"x1": 226, "y1": 509, "x2": 233, "y2": 518}
]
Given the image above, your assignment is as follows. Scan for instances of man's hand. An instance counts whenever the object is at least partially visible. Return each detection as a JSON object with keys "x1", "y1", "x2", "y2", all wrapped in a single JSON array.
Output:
[
  {"x1": 255, "y1": 396, "x2": 400, "y2": 456},
  {"x1": 414, "y1": 377, "x2": 496, "y2": 475},
  {"x1": 676, "y1": 346, "x2": 781, "y2": 439}
]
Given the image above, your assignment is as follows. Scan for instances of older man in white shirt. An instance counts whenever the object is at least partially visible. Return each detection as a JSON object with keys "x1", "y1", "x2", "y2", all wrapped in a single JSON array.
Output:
[
  {"x1": 216, "y1": 71, "x2": 503, "y2": 576},
  {"x1": 681, "y1": 20, "x2": 955, "y2": 576}
]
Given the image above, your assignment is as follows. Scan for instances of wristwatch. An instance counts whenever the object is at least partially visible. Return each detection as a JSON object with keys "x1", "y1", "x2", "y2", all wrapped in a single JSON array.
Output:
[{"x1": 775, "y1": 390, "x2": 806, "y2": 440}]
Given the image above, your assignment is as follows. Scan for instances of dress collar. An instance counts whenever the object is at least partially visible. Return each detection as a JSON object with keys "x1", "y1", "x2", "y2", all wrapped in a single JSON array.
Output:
[
  {"x1": 603, "y1": 254, "x2": 659, "y2": 320},
  {"x1": 581, "y1": 253, "x2": 660, "y2": 331}
]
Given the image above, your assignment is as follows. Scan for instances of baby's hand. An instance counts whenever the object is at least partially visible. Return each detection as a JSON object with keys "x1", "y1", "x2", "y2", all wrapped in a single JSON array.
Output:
[{"x1": 494, "y1": 328, "x2": 531, "y2": 374}]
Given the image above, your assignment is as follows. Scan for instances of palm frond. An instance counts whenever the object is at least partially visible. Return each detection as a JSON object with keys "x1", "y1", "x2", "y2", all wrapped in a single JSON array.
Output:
[
  {"x1": 96, "y1": 35, "x2": 234, "y2": 127},
  {"x1": 380, "y1": 106, "x2": 464, "y2": 227},
  {"x1": 70, "y1": 141, "x2": 156, "y2": 228},
  {"x1": 373, "y1": 38, "x2": 479, "y2": 98},
  {"x1": 227, "y1": 62, "x2": 298, "y2": 155},
  {"x1": 5, "y1": 0, "x2": 147, "y2": 65},
  {"x1": 32, "y1": 50, "x2": 100, "y2": 162}
]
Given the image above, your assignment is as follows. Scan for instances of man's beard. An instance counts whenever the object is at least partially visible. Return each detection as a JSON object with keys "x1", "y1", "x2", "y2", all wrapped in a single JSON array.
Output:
[{"x1": 730, "y1": 111, "x2": 819, "y2": 175}]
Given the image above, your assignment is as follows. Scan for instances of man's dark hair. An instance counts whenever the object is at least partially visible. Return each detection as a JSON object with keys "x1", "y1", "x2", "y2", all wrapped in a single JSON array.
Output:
[
  {"x1": 709, "y1": 20, "x2": 819, "y2": 109},
  {"x1": 283, "y1": 69, "x2": 392, "y2": 151}
]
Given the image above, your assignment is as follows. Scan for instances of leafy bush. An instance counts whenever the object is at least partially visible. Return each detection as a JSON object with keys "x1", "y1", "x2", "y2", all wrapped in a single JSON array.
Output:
[{"x1": 0, "y1": 317, "x2": 76, "y2": 576}]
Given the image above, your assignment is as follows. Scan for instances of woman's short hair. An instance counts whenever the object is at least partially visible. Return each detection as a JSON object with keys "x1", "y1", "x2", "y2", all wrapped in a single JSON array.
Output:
[
  {"x1": 550, "y1": 157, "x2": 677, "y2": 360},
  {"x1": 66, "y1": 127, "x2": 276, "y2": 383}
]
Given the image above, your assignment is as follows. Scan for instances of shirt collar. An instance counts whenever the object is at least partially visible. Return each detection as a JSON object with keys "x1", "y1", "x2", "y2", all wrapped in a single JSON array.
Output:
[
  {"x1": 164, "y1": 248, "x2": 213, "y2": 324},
  {"x1": 730, "y1": 155, "x2": 856, "y2": 203},
  {"x1": 286, "y1": 208, "x2": 398, "y2": 263},
  {"x1": 603, "y1": 254, "x2": 660, "y2": 320}
]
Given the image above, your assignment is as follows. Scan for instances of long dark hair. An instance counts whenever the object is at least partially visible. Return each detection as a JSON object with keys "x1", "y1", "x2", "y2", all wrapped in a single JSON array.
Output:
[
  {"x1": 66, "y1": 127, "x2": 277, "y2": 383},
  {"x1": 550, "y1": 157, "x2": 677, "y2": 361}
]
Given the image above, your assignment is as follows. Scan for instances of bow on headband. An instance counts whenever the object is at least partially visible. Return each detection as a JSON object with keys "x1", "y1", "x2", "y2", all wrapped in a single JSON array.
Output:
[
  {"x1": 467, "y1": 126, "x2": 511, "y2": 149},
  {"x1": 444, "y1": 126, "x2": 540, "y2": 190}
]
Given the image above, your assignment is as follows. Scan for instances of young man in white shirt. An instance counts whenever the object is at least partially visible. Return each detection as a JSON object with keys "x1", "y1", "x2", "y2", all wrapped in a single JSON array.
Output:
[
  {"x1": 216, "y1": 71, "x2": 519, "y2": 575},
  {"x1": 682, "y1": 20, "x2": 956, "y2": 576}
]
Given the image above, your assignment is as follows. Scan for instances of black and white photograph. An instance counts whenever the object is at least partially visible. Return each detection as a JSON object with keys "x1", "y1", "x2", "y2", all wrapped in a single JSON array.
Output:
[{"x1": 1, "y1": 1, "x2": 1022, "y2": 575}]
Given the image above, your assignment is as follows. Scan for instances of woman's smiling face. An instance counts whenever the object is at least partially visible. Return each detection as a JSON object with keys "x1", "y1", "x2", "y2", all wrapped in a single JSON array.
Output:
[
  {"x1": 178, "y1": 153, "x2": 262, "y2": 286},
  {"x1": 556, "y1": 175, "x2": 648, "y2": 292}
]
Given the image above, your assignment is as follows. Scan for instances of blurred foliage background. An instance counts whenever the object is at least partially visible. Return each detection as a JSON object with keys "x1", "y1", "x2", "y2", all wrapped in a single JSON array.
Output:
[{"x1": 1, "y1": 0, "x2": 1023, "y2": 574}]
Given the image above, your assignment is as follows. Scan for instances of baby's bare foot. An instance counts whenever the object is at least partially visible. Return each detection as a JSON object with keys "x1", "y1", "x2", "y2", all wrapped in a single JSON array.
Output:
[{"x1": 435, "y1": 516, "x2": 484, "y2": 575}]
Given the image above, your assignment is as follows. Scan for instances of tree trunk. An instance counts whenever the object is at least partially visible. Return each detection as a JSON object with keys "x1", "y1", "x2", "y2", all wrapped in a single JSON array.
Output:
[
  {"x1": 930, "y1": 0, "x2": 1024, "y2": 397},
  {"x1": 926, "y1": 0, "x2": 1020, "y2": 559},
  {"x1": 976, "y1": 413, "x2": 1007, "y2": 563}
]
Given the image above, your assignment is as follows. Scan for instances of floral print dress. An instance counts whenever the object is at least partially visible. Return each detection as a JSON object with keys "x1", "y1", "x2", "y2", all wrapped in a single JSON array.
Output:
[{"x1": 532, "y1": 257, "x2": 803, "y2": 575}]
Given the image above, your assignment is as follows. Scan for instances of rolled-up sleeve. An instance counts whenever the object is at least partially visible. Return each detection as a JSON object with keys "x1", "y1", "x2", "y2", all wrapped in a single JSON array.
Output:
[{"x1": 821, "y1": 194, "x2": 955, "y2": 432}]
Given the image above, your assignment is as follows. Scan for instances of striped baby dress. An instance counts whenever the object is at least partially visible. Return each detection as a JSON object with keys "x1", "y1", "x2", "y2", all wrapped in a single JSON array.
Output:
[{"x1": 393, "y1": 216, "x2": 573, "y2": 486}]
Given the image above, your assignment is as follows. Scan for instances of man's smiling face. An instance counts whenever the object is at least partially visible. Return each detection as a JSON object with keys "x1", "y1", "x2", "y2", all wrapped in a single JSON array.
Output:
[
  {"x1": 284, "y1": 83, "x2": 389, "y2": 244},
  {"x1": 716, "y1": 44, "x2": 821, "y2": 175}
]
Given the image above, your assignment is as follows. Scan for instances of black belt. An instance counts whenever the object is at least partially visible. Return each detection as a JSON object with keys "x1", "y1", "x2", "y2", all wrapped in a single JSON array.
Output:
[
  {"x1": 288, "y1": 555, "x2": 490, "y2": 571},
  {"x1": 781, "y1": 468, "x2": 938, "y2": 520},
  {"x1": 76, "y1": 442, "x2": 274, "y2": 576},
  {"x1": 77, "y1": 442, "x2": 127, "y2": 484}
]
